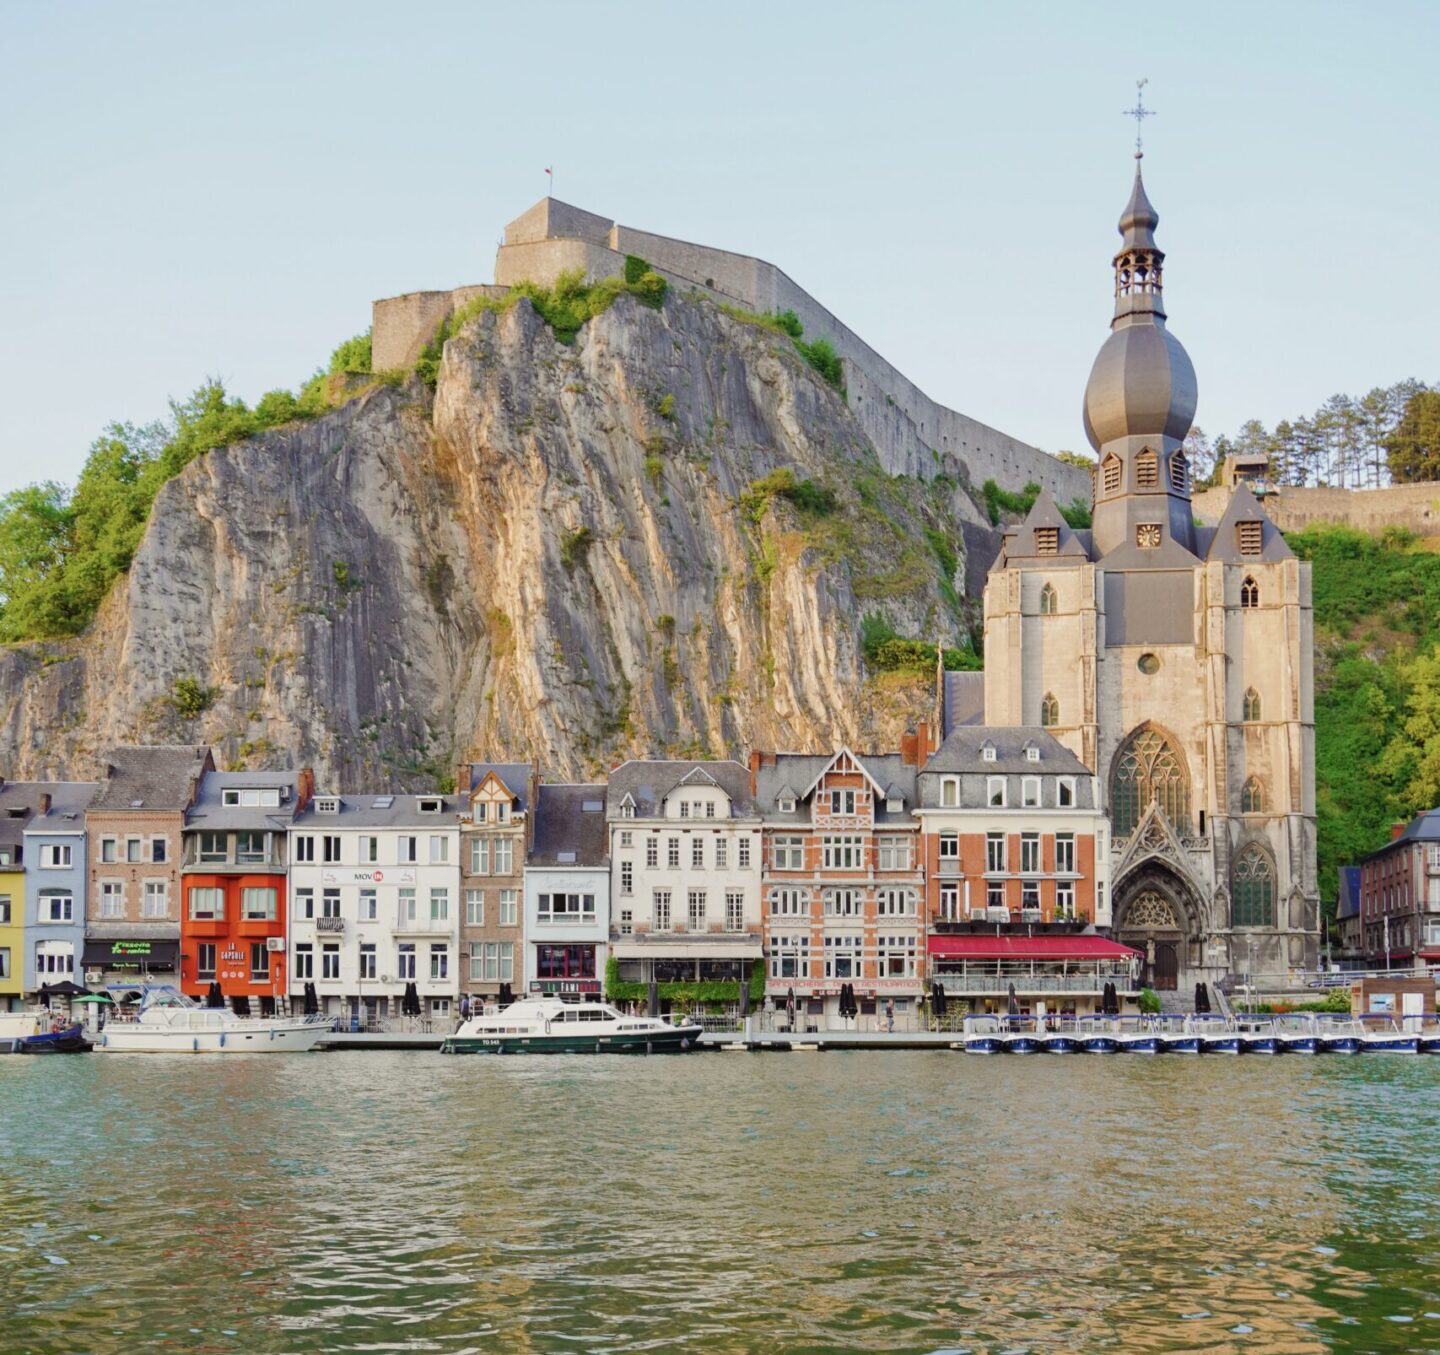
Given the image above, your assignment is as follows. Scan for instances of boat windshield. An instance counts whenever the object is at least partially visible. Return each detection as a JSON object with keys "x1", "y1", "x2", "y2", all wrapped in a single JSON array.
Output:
[{"x1": 136, "y1": 986, "x2": 200, "y2": 1011}]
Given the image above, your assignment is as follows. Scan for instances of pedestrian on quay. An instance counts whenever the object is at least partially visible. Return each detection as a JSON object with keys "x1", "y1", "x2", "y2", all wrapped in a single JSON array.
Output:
[
  {"x1": 460, "y1": 997, "x2": 471, "y2": 1023},
  {"x1": 885, "y1": 999, "x2": 895, "y2": 1034}
]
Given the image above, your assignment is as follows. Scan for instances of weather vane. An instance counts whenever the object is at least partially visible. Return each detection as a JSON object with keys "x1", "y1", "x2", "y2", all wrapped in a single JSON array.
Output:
[{"x1": 1123, "y1": 78, "x2": 1155, "y2": 158}]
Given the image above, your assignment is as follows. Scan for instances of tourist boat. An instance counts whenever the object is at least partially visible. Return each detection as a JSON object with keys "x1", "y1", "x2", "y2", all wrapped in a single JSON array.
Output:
[
  {"x1": 1188, "y1": 1015, "x2": 1240, "y2": 1054},
  {"x1": 1357, "y1": 1015, "x2": 1419, "y2": 1054},
  {"x1": 1002, "y1": 1018, "x2": 1041, "y2": 1054},
  {"x1": 97, "y1": 986, "x2": 330, "y2": 1053},
  {"x1": 1151, "y1": 1015, "x2": 1200, "y2": 1054},
  {"x1": 1271, "y1": 1013, "x2": 1320, "y2": 1054},
  {"x1": 1071, "y1": 1017, "x2": 1117, "y2": 1054},
  {"x1": 1109, "y1": 1016, "x2": 1160, "y2": 1054},
  {"x1": 1419, "y1": 1023, "x2": 1440, "y2": 1054},
  {"x1": 0, "y1": 1011, "x2": 91, "y2": 1055},
  {"x1": 1034, "y1": 1018, "x2": 1076, "y2": 1053},
  {"x1": 1314, "y1": 1016, "x2": 1364, "y2": 1055},
  {"x1": 1234, "y1": 1015, "x2": 1278, "y2": 1054},
  {"x1": 959, "y1": 1015, "x2": 1007, "y2": 1054},
  {"x1": 440, "y1": 996, "x2": 703, "y2": 1054}
]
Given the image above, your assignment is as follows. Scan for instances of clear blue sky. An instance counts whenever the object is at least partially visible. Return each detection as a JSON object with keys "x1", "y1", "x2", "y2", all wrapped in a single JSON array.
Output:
[{"x1": 2, "y1": 0, "x2": 1436, "y2": 495}]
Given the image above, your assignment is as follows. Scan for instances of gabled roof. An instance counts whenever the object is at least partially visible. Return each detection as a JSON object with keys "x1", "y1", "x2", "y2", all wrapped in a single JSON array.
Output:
[
  {"x1": 90, "y1": 746, "x2": 214, "y2": 813},
  {"x1": 461, "y1": 762, "x2": 533, "y2": 813},
  {"x1": 1000, "y1": 489, "x2": 1091, "y2": 564},
  {"x1": 291, "y1": 793, "x2": 464, "y2": 828},
  {"x1": 1336, "y1": 866, "x2": 1362, "y2": 920},
  {"x1": 1205, "y1": 482, "x2": 1293, "y2": 564},
  {"x1": 799, "y1": 748, "x2": 886, "y2": 801},
  {"x1": 604, "y1": 760, "x2": 755, "y2": 819},
  {"x1": 922, "y1": 726, "x2": 1088, "y2": 776},
  {"x1": 773, "y1": 784, "x2": 798, "y2": 803},
  {"x1": 674, "y1": 766, "x2": 720, "y2": 789}
]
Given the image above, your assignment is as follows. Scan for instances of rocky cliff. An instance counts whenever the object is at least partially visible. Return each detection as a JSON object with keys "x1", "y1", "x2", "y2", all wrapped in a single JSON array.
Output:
[{"x1": 0, "y1": 291, "x2": 1000, "y2": 786}]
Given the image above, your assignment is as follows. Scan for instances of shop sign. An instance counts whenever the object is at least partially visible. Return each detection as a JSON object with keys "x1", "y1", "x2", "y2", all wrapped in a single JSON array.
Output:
[
  {"x1": 113, "y1": 941, "x2": 153, "y2": 957},
  {"x1": 320, "y1": 868, "x2": 417, "y2": 886},
  {"x1": 529, "y1": 980, "x2": 601, "y2": 995}
]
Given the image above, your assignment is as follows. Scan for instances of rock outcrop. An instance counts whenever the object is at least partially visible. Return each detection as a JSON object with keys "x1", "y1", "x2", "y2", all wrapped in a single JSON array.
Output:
[{"x1": 0, "y1": 291, "x2": 998, "y2": 785}]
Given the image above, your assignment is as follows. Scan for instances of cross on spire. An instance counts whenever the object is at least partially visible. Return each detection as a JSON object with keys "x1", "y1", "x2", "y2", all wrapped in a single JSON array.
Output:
[{"x1": 1123, "y1": 78, "x2": 1155, "y2": 159}]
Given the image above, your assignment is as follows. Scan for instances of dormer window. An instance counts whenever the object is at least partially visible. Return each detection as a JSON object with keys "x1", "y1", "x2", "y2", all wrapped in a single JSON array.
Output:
[
  {"x1": 1169, "y1": 451, "x2": 1188, "y2": 492},
  {"x1": 777, "y1": 796, "x2": 796, "y2": 814},
  {"x1": 1136, "y1": 448, "x2": 1159, "y2": 489},
  {"x1": 496, "y1": 803, "x2": 509, "y2": 823},
  {"x1": 1034, "y1": 528, "x2": 1058, "y2": 555},
  {"x1": 886, "y1": 795, "x2": 903, "y2": 812},
  {"x1": 620, "y1": 803, "x2": 634, "y2": 819},
  {"x1": 1025, "y1": 744, "x2": 1041, "y2": 763},
  {"x1": 418, "y1": 797, "x2": 443, "y2": 814},
  {"x1": 474, "y1": 802, "x2": 487, "y2": 822},
  {"x1": 1102, "y1": 453, "x2": 1122, "y2": 494},
  {"x1": 1237, "y1": 521, "x2": 1263, "y2": 556},
  {"x1": 981, "y1": 744, "x2": 996, "y2": 763},
  {"x1": 315, "y1": 797, "x2": 339, "y2": 815}
]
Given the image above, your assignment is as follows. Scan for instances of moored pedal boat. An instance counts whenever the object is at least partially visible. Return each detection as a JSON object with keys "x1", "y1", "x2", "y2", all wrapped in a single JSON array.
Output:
[
  {"x1": 1315, "y1": 1015, "x2": 1363, "y2": 1055},
  {"x1": 441, "y1": 996, "x2": 702, "y2": 1054},
  {"x1": 1235, "y1": 1015, "x2": 1277, "y2": 1054},
  {"x1": 1072, "y1": 1017, "x2": 1117, "y2": 1053},
  {"x1": 959, "y1": 1015, "x2": 1006, "y2": 1054},
  {"x1": 1189, "y1": 1015, "x2": 1240, "y2": 1054},
  {"x1": 1358, "y1": 1015, "x2": 1419, "y2": 1054},
  {"x1": 1109, "y1": 1016, "x2": 1159, "y2": 1054},
  {"x1": 1152, "y1": 1015, "x2": 1199, "y2": 1053},
  {"x1": 1272, "y1": 1013, "x2": 1320, "y2": 1054},
  {"x1": 1035, "y1": 1019, "x2": 1076, "y2": 1053}
]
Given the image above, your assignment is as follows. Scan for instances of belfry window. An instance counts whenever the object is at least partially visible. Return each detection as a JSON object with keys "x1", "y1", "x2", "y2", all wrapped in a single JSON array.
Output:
[
  {"x1": 1240, "y1": 575, "x2": 1259, "y2": 608},
  {"x1": 1102, "y1": 454, "x2": 1122, "y2": 494},
  {"x1": 1243, "y1": 688, "x2": 1261, "y2": 722},
  {"x1": 1034, "y1": 528, "x2": 1058, "y2": 555},
  {"x1": 1237, "y1": 521, "x2": 1263, "y2": 556},
  {"x1": 1110, "y1": 726, "x2": 1191, "y2": 837},
  {"x1": 1169, "y1": 452, "x2": 1188, "y2": 492},
  {"x1": 1039, "y1": 583, "x2": 1057, "y2": 615},
  {"x1": 1241, "y1": 777, "x2": 1265, "y2": 814},
  {"x1": 1232, "y1": 844, "x2": 1276, "y2": 927},
  {"x1": 1135, "y1": 449, "x2": 1159, "y2": 489},
  {"x1": 1040, "y1": 693, "x2": 1059, "y2": 728}
]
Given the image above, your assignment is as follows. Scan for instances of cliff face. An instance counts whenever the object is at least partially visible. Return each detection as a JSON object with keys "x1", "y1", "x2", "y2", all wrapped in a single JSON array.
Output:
[{"x1": 0, "y1": 291, "x2": 995, "y2": 786}]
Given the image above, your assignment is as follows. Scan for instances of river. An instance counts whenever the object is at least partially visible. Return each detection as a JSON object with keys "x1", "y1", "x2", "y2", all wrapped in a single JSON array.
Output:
[{"x1": 0, "y1": 1051, "x2": 1436, "y2": 1353}]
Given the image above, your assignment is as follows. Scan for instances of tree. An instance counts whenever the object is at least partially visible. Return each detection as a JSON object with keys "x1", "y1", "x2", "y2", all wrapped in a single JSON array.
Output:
[
  {"x1": 1181, "y1": 425, "x2": 1213, "y2": 485},
  {"x1": 0, "y1": 482, "x2": 73, "y2": 639},
  {"x1": 1381, "y1": 645, "x2": 1440, "y2": 815},
  {"x1": 1385, "y1": 389, "x2": 1440, "y2": 484}
]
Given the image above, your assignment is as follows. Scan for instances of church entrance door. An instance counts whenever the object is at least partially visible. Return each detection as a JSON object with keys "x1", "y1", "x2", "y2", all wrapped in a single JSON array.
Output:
[
  {"x1": 1152, "y1": 942, "x2": 1179, "y2": 991},
  {"x1": 1116, "y1": 888, "x2": 1187, "y2": 993}
]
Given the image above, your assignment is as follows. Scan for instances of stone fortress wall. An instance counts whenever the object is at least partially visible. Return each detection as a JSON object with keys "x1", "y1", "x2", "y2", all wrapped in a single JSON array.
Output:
[
  {"x1": 373, "y1": 199, "x2": 1091, "y2": 502},
  {"x1": 1193, "y1": 481, "x2": 1440, "y2": 538}
]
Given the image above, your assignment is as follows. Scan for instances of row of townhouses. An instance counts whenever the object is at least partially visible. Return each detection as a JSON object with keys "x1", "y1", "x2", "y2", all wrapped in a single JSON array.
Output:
[{"x1": 0, "y1": 723, "x2": 1144, "y2": 1026}]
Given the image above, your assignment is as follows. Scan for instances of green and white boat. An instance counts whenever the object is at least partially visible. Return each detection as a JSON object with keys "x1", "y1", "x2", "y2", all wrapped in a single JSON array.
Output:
[{"x1": 440, "y1": 996, "x2": 704, "y2": 1055}]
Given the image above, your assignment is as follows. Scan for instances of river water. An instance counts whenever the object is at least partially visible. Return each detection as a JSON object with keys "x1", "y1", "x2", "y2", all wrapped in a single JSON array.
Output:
[{"x1": 1, "y1": 1051, "x2": 1436, "y2": 1354}]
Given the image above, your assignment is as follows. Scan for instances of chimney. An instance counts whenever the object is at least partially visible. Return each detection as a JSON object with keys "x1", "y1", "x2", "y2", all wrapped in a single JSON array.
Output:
[
  {"x1": 39, "y1": 792, "x2": 52, "y2": 816},
  {"x1": 900, "y1": 731, "x2": 918, "y2": 767},
  {"x1": 1391, "y1": 821, "x2": 1407, "y2": 842},
  {"x1": 296, "y1": 767, "x2": 316, "y2": 812},
  {"x1": 917, "y1": 720, "x2": 932, "y2": 769}
]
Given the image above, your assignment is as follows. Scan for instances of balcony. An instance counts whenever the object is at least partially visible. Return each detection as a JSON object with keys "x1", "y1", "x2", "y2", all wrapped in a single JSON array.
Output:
[
  {"x1": 393, "y1": 914, "x2": 451, "y2": 934},
  {"x1": 934, "y1": 971, "x2": 1136, "y2": 995},
  {"x1": 315, "y1": 916, "x2": 345, "y2": 934}
]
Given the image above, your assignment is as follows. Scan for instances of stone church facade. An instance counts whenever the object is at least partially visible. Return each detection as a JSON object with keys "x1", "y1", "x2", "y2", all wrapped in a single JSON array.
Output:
[{"x1": 980, "y1": 155, "x2": 1320, "y2": 990}]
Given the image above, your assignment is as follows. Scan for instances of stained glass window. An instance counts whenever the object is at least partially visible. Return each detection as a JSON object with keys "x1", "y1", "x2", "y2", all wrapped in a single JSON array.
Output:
[
  {"x1": 1232, "y1": 845, "x2": 1275, "y2": 927},
  {"x1": 1039, "y1": 582, "x2": 1057, "y2": 614},
  {"x1": 1111, "y1": 727, "x2": 1191, "y2": 837},
  {"x1": 1041, "y1": 693, "x2": 1059, "y2": 727}
]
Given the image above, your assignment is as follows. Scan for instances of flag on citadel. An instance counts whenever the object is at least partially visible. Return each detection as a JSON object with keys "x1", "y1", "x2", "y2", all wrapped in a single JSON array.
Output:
[{"x1": 545, "y1": 166, "x2": 552, "y2": 175}]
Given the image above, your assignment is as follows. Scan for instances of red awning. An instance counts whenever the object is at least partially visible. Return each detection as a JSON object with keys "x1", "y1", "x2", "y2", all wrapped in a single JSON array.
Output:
[{"x1": 927, "y1": 934, "x2": 1141, "y2": 960}]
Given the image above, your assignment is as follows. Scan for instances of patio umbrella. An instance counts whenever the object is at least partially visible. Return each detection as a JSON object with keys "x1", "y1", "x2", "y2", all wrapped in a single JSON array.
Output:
[
  {"x1": 932, "y1": 981, "x2": 947, "y2": 1020},
  {"x1": 1007, "y1": 982, "x2": 1019, "y2": 1020},
  {"x1": 402, "y1": 982, "x2": 422, "y2": 1017},
  {"x1": 738, "y1": 977, "x2": 751, "y2": 1019},
  {"x1": 1107, "y1": 982, "x2": 1121, "y2": 1016},
  {"x1": 45, "y1": 979, "x2": 89, "y2": 998},
  {"x1": 71, "y1": 993, "x2": 114, "y2": 1005},
  {"x1": 303, "y1": 981, "x2": 319, "y2": 1016},
  {"x1": 647, "y1": 981, "x2": 659, "y2": 1018},
  {"x1": 498, "y1": 982, "x2": 513, "y2": 1007},
  {"x1": 206, "y1": 981, "x2": 224, "y2": 1008},
  {"x1": 39, "y1": 982, "x2": 52, "y2": 1007},
  {"x1": 231, "y1": 995, "x2": 251, "y2": 1017}
]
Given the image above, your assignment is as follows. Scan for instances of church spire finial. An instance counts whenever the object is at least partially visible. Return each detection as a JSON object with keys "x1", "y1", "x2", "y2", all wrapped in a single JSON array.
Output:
[{"x1": 1123, "y1": 78, "x2": 1156, "y2": 161}]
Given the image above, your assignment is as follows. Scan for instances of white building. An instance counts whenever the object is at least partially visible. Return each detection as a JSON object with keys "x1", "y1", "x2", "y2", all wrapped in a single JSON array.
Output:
[
  {"x1": 288, "y1": 792, "x2": 463, "y2": 1023},
  {"x1": 523, "y1": 785, "x2": 609, "y2": 996},
  {"x1": 605, "y1": 761, "x2": 763, "y2": 993}
]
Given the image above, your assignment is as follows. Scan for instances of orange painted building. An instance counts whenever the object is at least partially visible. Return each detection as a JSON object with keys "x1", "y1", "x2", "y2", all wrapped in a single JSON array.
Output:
[{"x1": 179, "y1": 770, "x2": 312, "y2": 1010}]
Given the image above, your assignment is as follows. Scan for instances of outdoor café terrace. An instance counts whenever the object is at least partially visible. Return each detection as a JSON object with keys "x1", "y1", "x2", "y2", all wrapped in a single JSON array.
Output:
[{"x1": 928, "y1": 933, "x2": 1141, "y2": 996}]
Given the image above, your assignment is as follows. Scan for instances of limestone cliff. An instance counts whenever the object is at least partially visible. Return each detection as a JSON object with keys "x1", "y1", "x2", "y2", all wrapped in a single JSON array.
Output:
[{"x1": 0, "y1": 291, "x2": 997, "y2": 785}]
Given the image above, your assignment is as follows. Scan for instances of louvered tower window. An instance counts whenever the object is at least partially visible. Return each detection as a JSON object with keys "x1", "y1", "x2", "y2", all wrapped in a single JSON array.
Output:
[
  {"x1": 1034, "y1": 528, "x2": 1058, "y2": 555},
  {"x1": 1169, "y1": 452, "x2": 1188, "y2": 492},
  {"x1": 1237, "y1": 521, "x2": 1262, "y2": 556},
  {"x1": 1135, "y1": 448, "x2": 1159, "y2": 489},
  {"x1": 1102, "y1": 454, "x2": 1122, "y2": 494}
]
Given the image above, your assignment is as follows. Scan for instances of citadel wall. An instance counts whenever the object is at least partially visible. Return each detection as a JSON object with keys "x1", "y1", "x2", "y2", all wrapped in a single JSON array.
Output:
[
  {"x1": 372, "y1": 200, "x2": 1090, "y2": 502},
  {"x1": 1194, "y1": 481, "x2": 1440, "y2": 538}
]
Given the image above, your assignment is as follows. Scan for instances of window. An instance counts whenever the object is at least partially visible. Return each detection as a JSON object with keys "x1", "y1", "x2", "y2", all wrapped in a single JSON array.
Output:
[
  {"x1": 242, "y1": 887, "x2": 276, "y2": 920},
  {"x1": 878, "y1": 935, "x2": 917, "y2": 978},
  {"x1": 938, "y1": 831, "x2": 959, "y2": 864},
  {"x1": 1240, "y1": 575, "x2": 1260, "y2": 608},
  {"x1": 981, "y1": 744, "x2": 996, "y2": 763},
  {"x1": 0, "y1": 948, "x2": 8, "y2": 979},
  {"x1": 654, "y1": 890, "x2": 672, "y2": 930},
  {"x1": 687, "y1": 890, "x2": 707, "y2": 930},
  {"x1": 236, "y1": 831, "x2": 267, "y2": 865},
  {"x1": 668, "y1": 837, "x2": 680, "y2": 869},
  {"x1": 154, "y1": 837, "x2": 169, "y2": 864},
  {"x1": 1237, "y1": 521, "x2": 1263, "y2": 556},
  {"x1": 359, "y1": 835, "x2": 379, "y2": 864},
  {"x1": 769, "y1": 935, "x2": 809, "y2": 980},
  {"x1": 35, "y1": 941, "x2": 74, "y2": 976},
  {"x1": 619, "y1": 801, "x2": 634, "y2": 819},
  {"x1": 877, "y1": 837, "x2": 910, "y2": 871},
  {"x1": 295, "y1": 887, "x2": 315, "y2": 920},
  {"x1": 469, "y1": 941, "x2": 513, "y2": 982},
  {"x1": 987, "y1": 881, "x2": 1005, "y2": 913},
  {"x1": 1241, "y1": 777, "x2": 1265, "y2": 814},
  {"x1": 126, "y1": 838, "x2": 141, "y2": 863},
  {"x1": 777, "y1": 797, "x2": 797, "y2": 814},
  {"x1": 830, "y1": 789, "x2": 857, "y2": 816},
  {"x1": 142, "y1": 881, "x2": 167, "y2": 918},
  {"x1": 321, "y1": 888, "x2": 340, "y2": 919},
  {"x1": 496, "y1": 802, "x2": 509, "y2": 825},
  {"x1": 725, "y1": 890, "x2": 744, "y2": 931},
  {"x1": 877, "y1": 888, "x2": 915, "y2": 917},
  {"x1": 1135, "y1": 448, "x2": 1158, "y2": 489},
  {"x1": 1102, "y1": 453, "x2": 1122, "y2": 494},
  {"x1": 1056, "y1": 880, "x2": 1076, "y2": 919},
  {"x1": 495, "y1": 837, "x2": 514, "y2": 875},
  {"x1": 823, "y1": 935, "x2": 862, "y2": 979},
  {"x1": 39, "y1": 893, "x2": 73, "y2": 923},
  {"x1": 679, "y1": 801, "x2": 689, "y2": 819},
  {"x1": 197, "y1": 831, "x2": 227, "y2": 864},
  {"x1": 358, "y1": 943, "x2": 376, "y2": 980},
  {"x1": 474, "y1": 802, "x2": 487, "y2": 824},
  {"x1": 1111, "y1": 725, "x2": 1191, "y2": 837},
  {"x1": 1058, "y1": 778, "x2": 1075, "y2": 808},
  {"x1": 430, "y1": 944, "x2": 449, "y2": 981},
  {"x1": 535, "y1": 944, "x2": 595, "y2": 979},
  {"x1": 429, "y1": 835, "x2": 449, "y2": 864},
  {"x1": 822, "y1": 836, "x2": 864, "y2": 870},
  {"x1": 499, "y1": 890, "x2": 518, "y2": 927},
  {"x1": 620, "y1": 861, "x2": 633, "y2": 896},
  {"x1": 398, "y1": 835, "x2": 418, "y2": 864},
  {"x1": 430, "y1": 888, "x2": 449, "y2": 922},
  {"x1": 1020, "y1": 833, "x2": 1040, "y2": 874},
  {"x1": 466, "y1": 889, "x2": 485, "y2": 926},
  {"x1": 397, "y1": 943, "x2": 416, "y2": 980},
  {"x1": 100, "y1": 837, "x2": 117, "y2": 863},
  {"x1": 1137, "y1": 652, "x2": 1161, "y2": 675},
  {"x1": 691, "y1": 837, "x2": 704, "y2": 869},
  {"x1": 419, "y1": 798, "x2": 443, "y2": 814},
  {"x1": 537, "y1": 893, "x2": 596, "y2": 922},
  {"x1": 715, "y1": 837, "x2": 728, "y2": 869},
  {"x1": 738, "y1": 837, "x2": 751, "y2": 869},
  {"x1": 618, "y1": 829, "x2": 632, "y2": 850},
  {"x1": 1041, "y1": 693, "x2": 1059, "y2": 728},
  {"x1": 769, "y1": 889, "x2": 807, "y2": 917},
  {"x1": 773, "y1": 837, "x2": 805, "y2": 870},
  {"x1": 618, "y1": 910, "x2": 633, "y2": 936},
  {"x1": 987, "y1": 777, "x2": 1006, "y2": 807},
  {"x1": 646, "y1": 837, "x2": 658, "y2": 868},
  {"x1": 1021, "y1": 881, "x2": 1040, "y2": 913},
  {"x1": 470, "y1": 837, "x2": 489, "y2": 874},
  {"x1": 940, "y1": 777, "x2": 959, "y2": 807},
  {"x1": 1243, "y1": 688, "x2": 1262, "y2": 722},
  {"x1": 1035, "y1": 530, "x2": 1058, "y2": 556},
  {"x1": 251, "y1": 942, "x2": 269, "y2": 981},
  {"x1": 100, "y1": 881, "x2": 123, "y2": 917},
  {"x1": 322, "y1": 944, "x2": 340, "y2": 980},
  {"x1": 359, "y1": 888, "x2": 378, "y2": 921},
  {"x1": 823, "y1": 889, "x2": 861, "y2": 917},
  {"x1": 1232, "y1": 844, "x2": 1276, "y2": 927},
  {"x1": 1056, "y1": 833, "x2": 1075, "y2": 873},
  {"x1": 398, "y1": 888, "x2": 417, "y2": 925},
  {"x1": 1022, "y1": 777, "x2": 1041, "y2": 808},
  {"x1": 223, "y1": 787, "x2": 280, "y2": 808},
  {"x1": 1169, "y1": 451, "x2": 1188, "y2": 492},
  {"x1": 197, "y1": 942, "x2": 217, "y2": 979},
  {"x1": 39, "y1": 843, "x2": 72, "y2": 869},
  {"x1": 986, "y1": 833, "x2": 1006, "y2": 873},
  {"x1": 322, "y1": 835, "x2": 341, "y2": 864},
  {"x1": 294, "y1": 836, "x2": 315, "y2": 863}
]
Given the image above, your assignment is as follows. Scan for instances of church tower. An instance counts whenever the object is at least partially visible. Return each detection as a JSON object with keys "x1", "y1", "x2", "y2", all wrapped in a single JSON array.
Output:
[{"x1": 982, "y1": 127, "x2": 1319, "y2": 991}]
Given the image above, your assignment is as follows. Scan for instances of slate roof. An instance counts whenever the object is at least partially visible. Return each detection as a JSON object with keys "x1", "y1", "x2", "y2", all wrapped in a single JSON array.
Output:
[
  {"x1": 1000, "y1": 489, "x2": 1091, "y2": 564},
  {"x1": 185, "y1": 770, "x2": 306, "y2": 831},
  {"x1": 922, "y1": 726, "x2": 1089, "y2": 776},
  {"x1": 942, "y1": 671, "x2": 985, "y2": 735},
  {"x1": 1335, "y1": 866, "x2": 1362, "y2": 920},
  {"x1": 461, "y1": 762, "x2": 534, "y2": 813},
  {"x1": 89, "y1": 746, "x2": 213, "y2": 812},
  {"x1": 1205, "y1": 482, "x2": 1293, "y2": 564},
  {"x1": 605, "y1": 760, "x2": 756, "y2": 819},
  {"x1": 1367, "y1": 808, "x2": 1440, "y2": 859},
  {"x1": 753, "y1": 752, "x2": 918, "y2": 823},
  {"x1": 290, "y1": 793, "x2": 464, "y2": 828},
  {"x1": 529, "y1": 784, "x2": 608, "y2": 867},
  {"x1": 0, "y1": 780, "x2": 98, "y2": 848}
]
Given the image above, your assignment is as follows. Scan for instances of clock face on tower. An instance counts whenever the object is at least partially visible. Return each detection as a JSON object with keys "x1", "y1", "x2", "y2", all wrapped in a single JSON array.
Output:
[{"x1": 1136, "y1": 523, "x2": 1162, "y2": 549}]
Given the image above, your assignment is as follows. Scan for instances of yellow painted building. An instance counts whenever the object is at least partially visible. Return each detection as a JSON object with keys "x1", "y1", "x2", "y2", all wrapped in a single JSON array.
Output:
[{"x1": 0, "y1": 863, "x2": 24, "y2": 1011}]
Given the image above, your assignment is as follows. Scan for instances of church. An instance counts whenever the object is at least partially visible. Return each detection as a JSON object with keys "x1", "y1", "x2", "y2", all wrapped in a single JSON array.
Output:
[{"x1": 978, "y1": 150, "x2": 1320, "y2": 990}]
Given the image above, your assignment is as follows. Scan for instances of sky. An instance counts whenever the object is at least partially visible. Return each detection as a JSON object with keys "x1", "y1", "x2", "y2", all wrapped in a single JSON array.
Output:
[{"x1": 1, "y1": 0, "x2": 1437, "y2": 496}]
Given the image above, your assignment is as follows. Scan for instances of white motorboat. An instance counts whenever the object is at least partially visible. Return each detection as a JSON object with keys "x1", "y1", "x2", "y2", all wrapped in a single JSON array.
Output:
[
  {"x1": 97, "y1": 986, "x2": 330, "y2": 1053},
  {"x1": 441, "y1": 996, "x2": 703, "y2": 1054}
]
